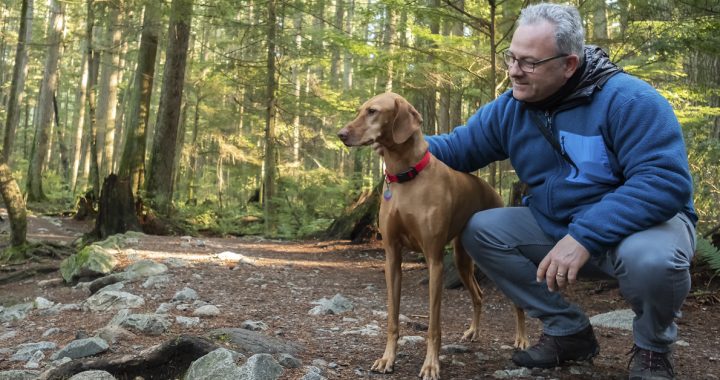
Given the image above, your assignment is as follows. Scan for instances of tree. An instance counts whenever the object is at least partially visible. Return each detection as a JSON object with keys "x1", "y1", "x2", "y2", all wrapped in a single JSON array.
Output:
[
  {"x1": 3, "y1": 0, "x2": 33, "y2": 163},
  {"x1": 263, "y1": 0, "x2": 278, "y2": 235},
  {"x1": 145, "y1": 0, "x2": 193, "y2": 216},
  {"x1": 26, "y1": 0, "x2": 65, "y2": 202},
  {"x1": 118, "y1": 2, "x2": 161, "y2": 193}
]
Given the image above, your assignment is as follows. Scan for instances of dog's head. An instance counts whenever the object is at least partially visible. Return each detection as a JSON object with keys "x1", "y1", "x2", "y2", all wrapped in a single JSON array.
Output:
[{"x1": 337, "y1": 92, "x2": 423, "y2": 148}]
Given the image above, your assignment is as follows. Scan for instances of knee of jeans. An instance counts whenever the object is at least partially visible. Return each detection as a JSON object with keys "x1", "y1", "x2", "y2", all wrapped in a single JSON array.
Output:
[
  {"x1": 615, "y1": 239, "x2": 688, "y2": 283},
  {"x1": 460, "y1": 211, "x2": 505, "y2": 251}
]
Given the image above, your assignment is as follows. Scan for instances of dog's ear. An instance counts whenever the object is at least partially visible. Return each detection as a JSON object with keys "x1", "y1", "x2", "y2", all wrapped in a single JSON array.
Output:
[{"x1": 392, "y1": 97, "x2": 423, "y2": 144}]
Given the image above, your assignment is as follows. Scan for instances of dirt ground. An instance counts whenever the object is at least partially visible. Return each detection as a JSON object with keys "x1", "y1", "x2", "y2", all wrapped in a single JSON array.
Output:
[{"x1": 0, "y1": 214, "x2": 719, "y2": 379}]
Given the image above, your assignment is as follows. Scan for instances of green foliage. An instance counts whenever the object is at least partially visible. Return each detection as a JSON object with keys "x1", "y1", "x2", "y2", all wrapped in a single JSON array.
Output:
[{"x1": 696, "y1": 237, "x2": 720, "y2": 277}]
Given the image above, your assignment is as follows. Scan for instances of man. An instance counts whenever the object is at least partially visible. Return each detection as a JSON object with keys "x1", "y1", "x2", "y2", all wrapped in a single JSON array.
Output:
[{"x1": 425, "y1": 3, "x2": 697, "y2": 380}]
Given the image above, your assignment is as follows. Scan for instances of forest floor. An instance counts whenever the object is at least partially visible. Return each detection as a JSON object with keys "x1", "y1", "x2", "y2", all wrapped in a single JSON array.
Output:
[{"x1": 0, "y1": 213, "x2": 719, "y2": 379}]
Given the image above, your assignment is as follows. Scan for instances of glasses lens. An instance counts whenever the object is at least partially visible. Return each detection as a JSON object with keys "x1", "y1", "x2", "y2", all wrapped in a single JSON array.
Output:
[{"x1": 502, "y1": 51, "x2": 514, "y2": 68}]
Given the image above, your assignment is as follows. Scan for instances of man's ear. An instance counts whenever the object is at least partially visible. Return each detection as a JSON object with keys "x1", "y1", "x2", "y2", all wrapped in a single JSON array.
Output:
[
  {"x1": 392, "y1": 98, "x2": 423, "y2": 144},
  {"x1": 564, "y1": 54, "x2": 580, "y2": 79}
]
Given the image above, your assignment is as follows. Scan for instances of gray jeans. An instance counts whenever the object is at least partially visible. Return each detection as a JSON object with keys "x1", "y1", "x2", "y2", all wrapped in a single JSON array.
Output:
[{"x1": 460, "y1": 207, "x2": 696, "y2": 353}]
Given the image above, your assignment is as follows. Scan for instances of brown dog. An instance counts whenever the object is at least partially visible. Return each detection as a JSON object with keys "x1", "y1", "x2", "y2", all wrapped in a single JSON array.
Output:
[{"x1": 337, "y1": 92, "x2": 528, "y2": 380}]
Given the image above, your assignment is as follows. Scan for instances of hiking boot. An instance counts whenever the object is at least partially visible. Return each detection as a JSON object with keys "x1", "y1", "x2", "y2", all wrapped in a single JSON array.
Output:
[
  {"x1": 627, "y1": 345, "x2": 675, "y2": 379},
  {"x1": 511, "y1": 325, "x2": 600, "y2": 368}
]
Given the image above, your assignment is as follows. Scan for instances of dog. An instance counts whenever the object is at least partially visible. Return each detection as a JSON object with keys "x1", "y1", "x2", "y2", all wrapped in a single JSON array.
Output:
[{"x1": 337, "y1": 92, "x2": 528, "y2": 380}]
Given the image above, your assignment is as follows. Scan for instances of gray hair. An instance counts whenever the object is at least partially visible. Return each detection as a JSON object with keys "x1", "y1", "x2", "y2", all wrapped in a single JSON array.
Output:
[{"x1": 518, "y1": 3, "x2": 585, "y2": 63}]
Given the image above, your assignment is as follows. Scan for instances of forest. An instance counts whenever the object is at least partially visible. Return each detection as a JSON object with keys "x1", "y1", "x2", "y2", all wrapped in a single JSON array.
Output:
[{"x1": 0, "y1": 0, "x2": 718, "y2": 243}]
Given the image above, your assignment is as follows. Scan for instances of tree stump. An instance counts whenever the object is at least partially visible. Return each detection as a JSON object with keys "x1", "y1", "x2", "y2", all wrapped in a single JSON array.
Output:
[
  {"x1": 324, "y1": 181, "x2": 381, "y2": 242},
  {"x1": 37, "y1": 335, "x2": 219, "y2": 380},
  {"x1": 74, "y1": 190, "x2": 97, "y2": 221},
  {"x1": 92, "y1": 174, "x2": 141, "y2": 240}
]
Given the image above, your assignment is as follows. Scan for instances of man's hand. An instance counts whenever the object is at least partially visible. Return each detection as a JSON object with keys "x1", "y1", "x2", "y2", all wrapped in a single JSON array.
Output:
[{"x1": 537, "y1": 234, "x2": 591, "y2": 292}]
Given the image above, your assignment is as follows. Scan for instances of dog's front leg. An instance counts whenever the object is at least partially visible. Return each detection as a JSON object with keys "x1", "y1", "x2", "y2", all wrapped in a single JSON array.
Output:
[
  {"x1": 420, "y1": 249, "x2": 444, "y2": 380},
  {"x1": 372, "y1": 242, "x2": 402, "y2": 374}
]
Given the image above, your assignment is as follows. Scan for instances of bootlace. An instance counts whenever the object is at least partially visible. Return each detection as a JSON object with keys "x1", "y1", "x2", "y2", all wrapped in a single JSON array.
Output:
[{"x1": 627, "y1": 345, "x2": 675, "y2": 376}]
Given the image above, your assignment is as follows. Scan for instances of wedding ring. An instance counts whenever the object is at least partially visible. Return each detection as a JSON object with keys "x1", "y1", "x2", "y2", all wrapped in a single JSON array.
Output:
[{"x1": 555, "y1": 273, "x2": 566, "y2": 278}]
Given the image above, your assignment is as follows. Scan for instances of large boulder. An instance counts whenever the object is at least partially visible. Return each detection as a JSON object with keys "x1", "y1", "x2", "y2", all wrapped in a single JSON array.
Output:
[{"x1": 60, "y1": 245, "x2": 117, "y2": 283}]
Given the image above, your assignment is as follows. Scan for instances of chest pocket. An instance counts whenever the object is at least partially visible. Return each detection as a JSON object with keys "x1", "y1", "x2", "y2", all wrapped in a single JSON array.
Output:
[{"x1": 559, "y1": 131, "x2": 619, "y2": 185}]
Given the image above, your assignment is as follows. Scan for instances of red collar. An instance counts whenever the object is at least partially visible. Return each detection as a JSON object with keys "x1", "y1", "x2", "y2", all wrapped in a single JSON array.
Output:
[{"x1": 385, "y1": 150, "x2": 431, "y2": 183}]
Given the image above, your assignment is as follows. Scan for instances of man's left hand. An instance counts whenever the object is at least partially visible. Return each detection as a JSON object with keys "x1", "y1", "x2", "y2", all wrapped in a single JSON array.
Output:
[{"x1": 537, "y1": 234, "x2": 591, "y2": 292}]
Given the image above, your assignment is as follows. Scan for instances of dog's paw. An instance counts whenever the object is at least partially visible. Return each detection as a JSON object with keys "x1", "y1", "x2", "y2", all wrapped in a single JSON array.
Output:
[
  {"x1": 371, "y1": 358, "x2": 394, "y2": 374},
  {"x1": 419, "y1": 360, "x2": 441, "y2": 380},
  {"x1": 514, "y1": 335, "x2": 529, "y2": 350},
  {"x1": 460, "y1": 327, "x2": 480, "y2": 342}
]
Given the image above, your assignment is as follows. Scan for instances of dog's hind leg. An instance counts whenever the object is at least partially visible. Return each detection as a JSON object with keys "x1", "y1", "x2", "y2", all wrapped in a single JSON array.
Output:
[{"x1": 453, "y1": 238, "x2": 484, "y2": 342}]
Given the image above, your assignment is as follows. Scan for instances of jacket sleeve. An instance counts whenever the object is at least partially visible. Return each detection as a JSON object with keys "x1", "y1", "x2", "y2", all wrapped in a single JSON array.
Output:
[
  {"x1": 426, "y1": 99, "x2": 509, "y2": 172},
  {"x1": 568, "y1": 91, "x2": 694, "y2": 256}
]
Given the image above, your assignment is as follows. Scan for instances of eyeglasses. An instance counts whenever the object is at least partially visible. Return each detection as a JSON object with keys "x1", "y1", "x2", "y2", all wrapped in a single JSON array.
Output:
[{"x1": 502, "y1": 50, "x2": 569, "y2": 73}]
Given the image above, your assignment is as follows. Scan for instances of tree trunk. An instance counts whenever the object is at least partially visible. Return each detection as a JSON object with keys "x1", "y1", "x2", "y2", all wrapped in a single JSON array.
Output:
[
  {"x1": 2, "y1": 0, "x2": 33, "y2": 164},
  {"x1": 118, "y1": 2, "x2": 160, "y2": 194},
  {"x1": 263, "y1": 0, "x2": 278, "y2": 235},
  {"x1": 71, "y1": 42, "x2": 89, "y2": 193},
  {"x1": 145, "y1": 0, "x2": 193, "y2": 216},
  {"x1": 86, "y1": 0, "x2": 102, "y2": 198},
  {"x1": 26, "y1": 0, "x2": 64, "y2": 202},
  {"x1": 96, "y1": 2, "x2": 123, "y2": 177},
  {"x1": 0, "y1": 161, "x2": 27, "y2": 246},
  {"x1": 92, "y1": 174, "x2": 141, "y2": 240}
]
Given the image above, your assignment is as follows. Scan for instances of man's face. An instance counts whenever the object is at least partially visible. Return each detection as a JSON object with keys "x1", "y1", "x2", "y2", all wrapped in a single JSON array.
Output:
[{"x1": 507, "y1": 21, "x2": 578, "y2": 103}]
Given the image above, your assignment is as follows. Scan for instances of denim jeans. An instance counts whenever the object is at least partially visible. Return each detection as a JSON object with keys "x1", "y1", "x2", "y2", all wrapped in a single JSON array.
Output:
[{"x1": 460, "y1": 207, "x2": 696, "y2": 353}]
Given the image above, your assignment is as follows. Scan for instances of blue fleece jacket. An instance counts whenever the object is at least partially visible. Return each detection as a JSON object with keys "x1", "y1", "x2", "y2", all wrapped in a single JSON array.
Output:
[{"x1": 427, "y1": 69, "x2": 697, "y2": 256}]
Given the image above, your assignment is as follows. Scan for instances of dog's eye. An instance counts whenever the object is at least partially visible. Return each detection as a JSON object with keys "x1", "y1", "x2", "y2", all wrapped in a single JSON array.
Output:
[{"x1": 367, "y1": 108, "x2": 377, "y2": 115}]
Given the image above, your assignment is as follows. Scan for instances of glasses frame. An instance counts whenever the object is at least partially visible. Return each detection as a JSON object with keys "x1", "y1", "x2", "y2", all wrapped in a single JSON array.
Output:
[{"x1": 502, "y1": 50, "x2": 569, "y2": 73}]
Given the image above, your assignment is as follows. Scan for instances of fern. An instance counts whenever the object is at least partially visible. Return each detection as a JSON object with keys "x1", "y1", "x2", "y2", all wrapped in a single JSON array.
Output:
[{"x1": 696, "y1": 237, "x2": 720, "y2": 276}]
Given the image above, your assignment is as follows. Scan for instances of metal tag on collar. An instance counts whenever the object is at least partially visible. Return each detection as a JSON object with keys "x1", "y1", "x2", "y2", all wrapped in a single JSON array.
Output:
[{"x1": 383, "y1": 178, "x2": 392, "y2": 200}]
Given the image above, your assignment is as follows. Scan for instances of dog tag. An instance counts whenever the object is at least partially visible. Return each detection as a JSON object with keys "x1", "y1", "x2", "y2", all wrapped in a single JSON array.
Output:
[{"x1": 383, "y1": 188, "x2": 392, "y2": 200}]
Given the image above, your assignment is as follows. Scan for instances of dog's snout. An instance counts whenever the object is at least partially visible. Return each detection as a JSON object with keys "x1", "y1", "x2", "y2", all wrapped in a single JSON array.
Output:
[{"x1": 337, "y1": 129, "x2": 348, "y2": 141}]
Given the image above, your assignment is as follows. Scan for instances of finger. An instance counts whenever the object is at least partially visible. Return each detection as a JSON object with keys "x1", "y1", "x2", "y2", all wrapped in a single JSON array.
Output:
[
  {"x1": 567, "y1": 266, "x2": 579, "y2": 285},
  {"x1": 555, "y1": 268, "x2": 568, "y2": 290},
  {"x1": 536, "y1": 255, "x2": 551, "y2": 283},
  {"x1": 545, "y1": 263, "x2": 559, "y2": 292}
]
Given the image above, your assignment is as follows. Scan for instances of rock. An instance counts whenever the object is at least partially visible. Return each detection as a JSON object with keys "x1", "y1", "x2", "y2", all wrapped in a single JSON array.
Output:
[
  {"x1": 241, "y1": 320, "x2": 268, "y2": 331},
  {"x1": 163, "y1": 257, "x2": 190, "y2": 268},
  {"x1": 492, "y1": 367, "x2": 532, "y2": 378},
  {"x1": 589, "y1": 309, "x2": 634, "y2": 331},
  {"x1": 300, "y1": 366, "x2": 326, "y2": 380},
  {"x1": 0, "y1": 330, "x2": 17, "y2": 341},
  {"x1": 0, "y1": 303, "x2": 34, "y2": 323},
  {"x1": 176, "y1": 316, "x2": 201, "y2": 327},
  {"x1": 38, "y1": 278, "x2": 64, "y2": 287},
  {"x1": 237, "y1": 353, "x2": 283, "y2": 380},
  {"x1": 441, "y1": 344, "x2": 470, "y2": 354},
  {"x1": 123, "y1": 260, "x2": 168, "y2": 280},
  {"x1": 184, "y1": 348, "x2": 243, "y2": 380},
  {"x1": 398, "y1": 336, "x2": 425, "y2": 346},
  {"x1": 33, "y1": 297, "x2": 55, "y2": 310},
  {"x1": 193, "y1": 305, "x2": 220, "y2": 317},
  {"x1": 23, "y1": 350, "x2": 44, "y2": 369},
  {"x1": 50, "y1": 337, "x2": 109, "y2": 360},
  {"x1": 0, "y1": 370, "x2": 41, "y2": 379},
  {"x1": 68, "y1": 370, "x2": 117, "y2": 380},
  {"x1": 10, "y1": 342, "x2": 57, "y2": 362},
  {"x1": 83, "y1": 290, "x2": 145, "y2": 311},
  {"x1": 341, "y1": 323, "x2": 380, "y2": 336},
  {"x1": 142, "y1": 275, "x2": 171, "y2": 288},
  {"x1": 118, "y1": 313, "x2": 171, "y2": 335},
  {"x1": 42, "y1": 328, "x2": 60, "y2": 337},
  {"x1": 172, "y1": 287, "x2": 198, "y2": 302},
  {"x1": 156, "y1": 303, "x2": 174, "y2": 314},
  {"x1": 94, "y1": 325, "x2": 136, "y2": 344},
  {"x1": 60, "y1": 245, "x2": 117, "y2": 283},
  {"x1": 208, "y1": 328, "x2": 302, "y2": 356},
  {"x1": 276, "y1": 353, "x2": 302, "y2": 368},
  {"x1": 308, "y1": 294, "x2": 353, "y2": 315}
]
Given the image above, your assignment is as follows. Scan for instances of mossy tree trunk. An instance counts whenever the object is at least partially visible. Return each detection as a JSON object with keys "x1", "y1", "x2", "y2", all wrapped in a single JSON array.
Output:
[{"x1": 0, "y1": 161, "x2": 26, "y2": 246}]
